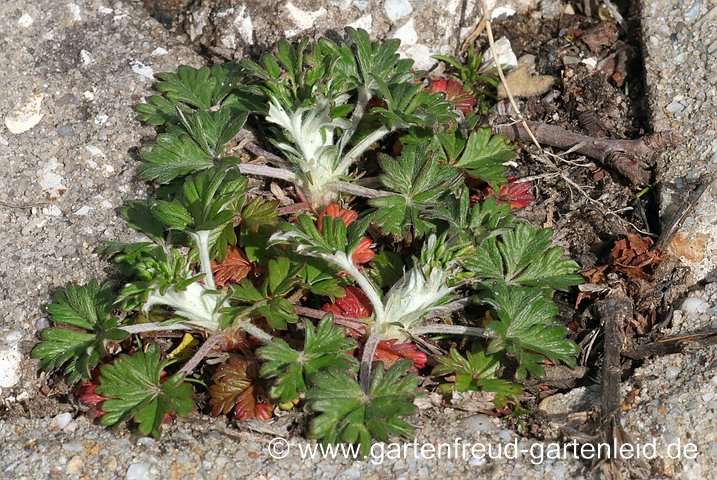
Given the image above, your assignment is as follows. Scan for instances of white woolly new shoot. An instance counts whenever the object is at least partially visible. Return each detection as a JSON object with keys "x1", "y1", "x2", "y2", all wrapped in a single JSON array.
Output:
[{"x1": 265, "y1": 97, "x2": 392, "y2": 207}]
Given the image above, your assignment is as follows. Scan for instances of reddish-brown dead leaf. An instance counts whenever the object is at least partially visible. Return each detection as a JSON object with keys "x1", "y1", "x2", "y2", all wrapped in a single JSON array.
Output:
[
  {"x1": 208, "y1": 356, "x2": 273, "y2": 420},
  {"x1": 374, "y1": 339, "x2": 428, "y2": 370},
  {"x1": 211, "y1": 246, "x2": 252, "y2": 288}
]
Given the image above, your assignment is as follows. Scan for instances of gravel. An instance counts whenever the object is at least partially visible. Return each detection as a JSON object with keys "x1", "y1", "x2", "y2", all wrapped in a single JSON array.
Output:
[{"x1": 641, "y1": 1, "x2": 717, "y2": 281}]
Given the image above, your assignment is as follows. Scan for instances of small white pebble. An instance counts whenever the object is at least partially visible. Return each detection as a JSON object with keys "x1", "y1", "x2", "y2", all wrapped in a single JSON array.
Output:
[
  {"x1": 18, "y1": 14, "x2": 34, "y2": 27},
  {"x1": 150, "y1": 47, "x2": 168, "y2": 56},
  {"x1": 73, "y1": 206, "x2": 91, "y2": 216},
  {"x1": 0, "y1": 333, "x2": 23, "y2": 388},
  {"x1": 62, "y1": 441, "x2": 83, "y2": 452},
  {"x1": 5, "y1": 91, "x2": 45, "y2": 134},
  {"x1": 15, "y1": 391, "x2": 30, "y2": 402},
  {"x1": 681, "y1": 297, "x2": 709, "y2": 314},
  {"x1": 80, "y1": 50, "x2": 93, "y2": 65},
  {"x1": 384, "y1": 0, "x2": 412, "y2": 21},
  {"x1": 85, "y1": 145, "x2": 106, "y2": 158},
  {"x1": 136, "y1": 437, "x2": 156, "y2": 446},
  {"x1": 130, "y1": 60, "x2": 154, "y2": 81},
  {"x1": 126, "y1": 462, "x2": 154, "y2": 480},
  {"x1": 54, "y1": 412, "x2": 73, "y2": 429},
  {"x1": 42, "y1": 205, "x2": 63, "y2": 217}
]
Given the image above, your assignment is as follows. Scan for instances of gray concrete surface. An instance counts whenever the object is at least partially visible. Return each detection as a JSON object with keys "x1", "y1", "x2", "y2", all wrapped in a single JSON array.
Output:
[
  {"x1": 642, "y1": 0, "x2": 717, "y2": 282},
  {"x1": 185, "y1": 0, "x2": 535, "y2": 68},
  {"x1": 0, "y1": 0, "x2": 715, "y2": 478}
]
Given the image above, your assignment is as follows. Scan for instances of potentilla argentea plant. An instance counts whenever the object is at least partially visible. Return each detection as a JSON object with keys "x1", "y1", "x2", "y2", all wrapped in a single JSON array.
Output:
[{"x1": 32, "y1": 28, "x2": 583, "y2": 457}]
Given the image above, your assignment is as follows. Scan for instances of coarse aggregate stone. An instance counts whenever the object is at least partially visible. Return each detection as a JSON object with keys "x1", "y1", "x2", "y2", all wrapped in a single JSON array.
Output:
[
  {"x1": 183, "y1": 0, "x2": 537, "y2": 69},
  {"x1": 0, "y1": 0, "x2": 203, "y2": 397},
  {"x1": 640, "y1": 1, "x2": 717, "y2": 282},
  {"x1": 0, "y1": 0, "x2": 715, "y2": 478}
]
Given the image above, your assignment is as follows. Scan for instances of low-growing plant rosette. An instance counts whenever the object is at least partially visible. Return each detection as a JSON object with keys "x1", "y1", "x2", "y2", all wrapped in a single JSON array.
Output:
[{"x1": 32, "y1": 28, "x2": 583, "y2": 457}]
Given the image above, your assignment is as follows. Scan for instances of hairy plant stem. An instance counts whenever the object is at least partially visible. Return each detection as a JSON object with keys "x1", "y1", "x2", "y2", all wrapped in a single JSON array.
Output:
[
  {"x1": 423, "y1": 297, "x2": 474, "y2": 319},
  {"x1": 343, "y1": 87, "x2": 371, "y2": 146},
  {"x1": 359, "y1": 332, "x2": 383, "y2": 393},
  {"x1": 121, "y1": 322, "x2": 192, "y2": 334},
  {"x1": 239, "y1": 320, "x2": 274, "y2": 344},
  {"x1": 179, "y1": 333, "x2": 222, "y2": 375},
  {"x1": 327, "y1": 181, "x2": 392, "y2": 199},
  {"x1": 331, "y1": 253, "x2": 386, "y2": 323},
  {"x1": 409, "y1": 324, "x2": 485, "y2": 337},
  {"x1": 294, "y1": 306, "x2": 369, "y2": 333},
  {"x1": 237, "y1": 163, "x2": 297, "y2": 182},
  {"x1": 336, "y1": 126, "x2": 391, "y2": 175},
  {"x1": 192, "y1": 230, "x2": 216, "y2": 290}
]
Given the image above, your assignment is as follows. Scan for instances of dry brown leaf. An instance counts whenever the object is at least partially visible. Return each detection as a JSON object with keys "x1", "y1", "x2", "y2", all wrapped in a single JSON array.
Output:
[
  {"x1": 211, "y1": 246, "x2": 252, "y2": 287},
  {"x1": 497, "y1": 65, "x2": 555, "y2": 99}
]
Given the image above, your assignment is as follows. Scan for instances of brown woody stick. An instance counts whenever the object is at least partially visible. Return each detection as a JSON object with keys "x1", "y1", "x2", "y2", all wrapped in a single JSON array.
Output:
[{"x1": 493, "y1": 121, "x2": 681, "y2": 186}]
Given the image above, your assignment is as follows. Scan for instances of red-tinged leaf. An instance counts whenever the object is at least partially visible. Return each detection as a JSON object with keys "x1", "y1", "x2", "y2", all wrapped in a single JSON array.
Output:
[
  {"x1": 246, "y1": 401, "x2": 274, "y2": 421},
  {"x1": 322, "y1": 286, "x2": 373, "y2": 319},
  {"x1": 429, "y1": 78, "x2": 477, "y2": 114},
  {"x1": 482, "y1": 177, "x2": 535, "y2": 210},
  {"x1": 76, "y1": 375, "x2": 107, "y2": 419},
  {"x1": 497, "y1": 179, "x2": 534, "y2": 209},
  {"x1": 208, "y1": 356, "x2": 273, "y2": 421},
  {"x1": 352, "y1": 237, "x2": 376, "y2": 265},
  {"x1": 374, "y1": 339, "x2": 428, "y2": 370},
  {"x1": 211, "y1": 246, "x2": 252, "y2": 287},
  {"x1": 317, "y1": 204, "x2": 358, "y2": 232}
]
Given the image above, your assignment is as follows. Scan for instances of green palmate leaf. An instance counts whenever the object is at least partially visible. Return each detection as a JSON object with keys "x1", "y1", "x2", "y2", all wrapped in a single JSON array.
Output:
[
  {"x1": 151, "y1": 165, "x2": 248, "y2": 264},
  {"x1": 431, "y1": 189, "x2": 515, "y2": 244},
  {"x1": 482, "y1": 287, "x2": 579, "y2": 380},
  {"x1": 270, "y1": 214, "x2": 370, "y2": 264},
  {"x1": 139, "y1": 133, "x2": 214, "y2": 184},
  {"x1": 463, "y1": 222, "x2": 583, "y2": 291},
  {"x1": 435, "y1": 131, "x2": 467, "y2": 162},
  {"x1": 118, "y1": 200, "x2": 166, "y2": 243},
  {"x1": 30, "y1": 281, "x2": 128, "y2": 384},
  {"x1": 155, "y1": 65, "x2": 217, "y2": 109},
  {"x1": 366, "y1": 251, "x2": 405, "y2": 288},
  {"x1": 225, "y1": 258, "x2": 301, "y2": 330},
  {"x1": 257, "y1": 316, "x2": 357, "y2": 402},
  {"x1": 298, "y1": 257, "x2": 347, "y2": 298},
  {"x1": 369, "y1": 80, "x2": 456, "y2": 130},
  {"x1": 348, "y1": 28, "x2": 411, "y2": 89},
  {"x1": 305, "y1": 359, "x2": 417, "y2": 458},
  {"x1": 169, "y1": 108, "x2": 248, "y2": 157},
  {"x1": 257, "y1": 297, "x2": 299, "y2": 329},
  {"x1": 240, "y1": 197, "x2": 279, "y2": 233},
  {"x1": 454, "y1": 128, "x2": 514, "y2": 184},
  {"x1": 96, "y1": 344, "x2": 195, "y2": 438},
  {"x1": 370, "y1": 145, "x2": 461, "y2": 237},
  {"x1": 136, "y1": 95, "x2": 180, "y2": 126},
  {"x1": 433, "y1": 347, "x2": 523, "y2": 406}
]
